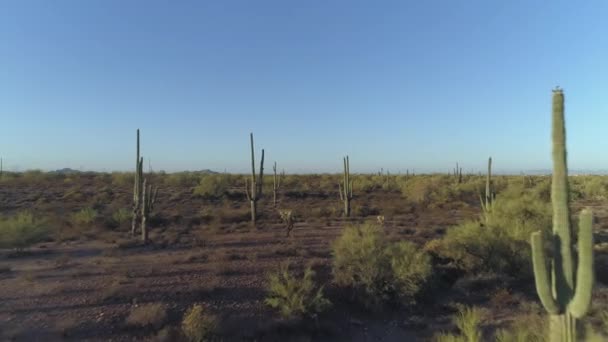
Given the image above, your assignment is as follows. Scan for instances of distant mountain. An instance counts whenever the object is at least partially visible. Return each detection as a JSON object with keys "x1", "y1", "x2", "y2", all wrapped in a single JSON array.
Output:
[{"x1": 49, "y1": 168, "x2": 82, "y2": 174}]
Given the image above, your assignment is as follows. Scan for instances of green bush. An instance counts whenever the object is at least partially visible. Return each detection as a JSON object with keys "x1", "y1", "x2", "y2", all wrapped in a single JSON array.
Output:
[
  {"x1": 332, "y1": 223, "x2": 432, "y2": 309},
  {"x1": 437, "y1": 187, "x2": 551, "y2": 277},
  {"x1": 111, "y1": 172, "x2": 133, "y2": 187},
  {"x1": 0, "y1": 212, "x2": 49, "y2": 251},
  {"x1": 437, "y1": 220, "x2": 531, "y2": 277},
  {"x1": 181, "y1": 304, "x2": 216, "y2": 342},
  {"x1": 112, "y1": 208, "x2": 132, "y2": 227},
  {"x1": 580, "y1": 177, "x2": 608, "y2": 200},
  {"x1": 265, "y1": 263, "x2": 331, "y2": 319},
  {"x1": 71, "y1": 207, "x2": 97, "y2": 226},
  {"x1": 388, "y1": 241, "x2": 433, "y2": 304},
  {"x1": 193, "y1": 174, "x2": 231, "y2": 198},
  {"x1": 164, "y1": 172, "x2": 201, "y2": 187}
]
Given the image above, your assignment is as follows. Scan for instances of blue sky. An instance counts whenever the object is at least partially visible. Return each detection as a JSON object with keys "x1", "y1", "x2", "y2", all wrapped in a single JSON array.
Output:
[{"x1": 1, "y1": 1, "x2": 607, "y2": 173}]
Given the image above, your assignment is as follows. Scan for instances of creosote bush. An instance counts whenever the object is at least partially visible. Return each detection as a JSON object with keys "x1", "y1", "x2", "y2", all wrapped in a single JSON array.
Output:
[
  {"x1": 0, "y1": 212, "x2": 48, "y2": 251},
  {"x1": 265, "y1": 262, "x2": 331, "y2": 319},
  {"x1": 181, "y1": 304, "x2": 216, "y2": 342},
  {"x1": 332, "y1": 223, "x2": 432, "y2": 310}
]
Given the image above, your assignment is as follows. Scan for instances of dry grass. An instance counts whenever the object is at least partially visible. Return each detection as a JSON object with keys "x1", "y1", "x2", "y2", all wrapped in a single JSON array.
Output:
[{"x1": 126, "y1": 303, "x2": 168, "y2": 329}]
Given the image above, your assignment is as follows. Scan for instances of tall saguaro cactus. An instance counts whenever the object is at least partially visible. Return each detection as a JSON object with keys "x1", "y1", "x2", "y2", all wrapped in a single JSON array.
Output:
[
  {"x1": 339, "y1": 156, "x2": 353, "y2": 217},
  {"x1": 530, "y1": 88, "x2": 594, "y2": 342},
  {"x1": 480, "y1": 157, "x2": 494, "y2": 222},
  {"x1": 485, "y1": 157, "x2": 492, "y2": 208},
  {"x1": 131, "y1": 129, "x2": 143, "y2": 236},
  {"x1": 131, "y1": 129, "x2": 159, "y2": 242},
  {"x1": 245, "y1": 133, "x2": 264, "y2": 224},
  {"x1": 140, "y1": 178, "x2": 158, "y2": 243},
  {"x1": 272, "y1": 162, "x2": 284, "y2": 207}
]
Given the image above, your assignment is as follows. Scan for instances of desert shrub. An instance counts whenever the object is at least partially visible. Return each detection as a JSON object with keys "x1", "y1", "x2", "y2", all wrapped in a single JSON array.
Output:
[
  {"x1": 181, "y1": 304, "x2": 216, "y2": 342},
  {"x1": 164, "y1": 172, "x2": 201, "y2": 187},
  {"x1": 0, "y1": 212, "x2": 49, "y2": 251},
  {"x1": 318, "y1": 174, "x2": 339, "y2": 193},
  {"x1": 111, "y1": 172, "x2": 133, "y2": 187},
  {"x1": 388, "y1": 241, "x2": 433, "y2": 304},
  {"x1": 332, "y1": 223, "x2": 432, "y2": 309},
  {"x1": 71, "y1": 207, "x2": 97, "y2": 226},
  {"x1": 400, "y1": 175, "x2": 454, "y2": 206},
  {"x1": 485, "y1": 191, "x2": 551, "y2": 241},
  {"x1": 193, "y1": 174, "x2": 231, "y2": 198},
  {"x1": 437, "y1": 185, "x2": 551, "y2": 277},
  {"x1": 265, "y1": 263, "x2": 331, "y2": 319},
  {"x1": 580, "y1": 176, "x2": 608, "y2": 200},
  {"x1": 112, "y1": 208, "x2": 132, "y2": 227},
  {"x1": 126, "y1": 303, "x2": 168, "y2": 328},
  {"x1": 21, "y1": 170, "x2": 48, "y2": 183},
  {"x1": 434, "y1": 306, "x2": 483, "y2": 342},
  {"x1": 436, "y1": 220, "x2": 531, "y2": 277},
  {"x1": 494, "y1": 312, "x2": 546, "y2": 342}
]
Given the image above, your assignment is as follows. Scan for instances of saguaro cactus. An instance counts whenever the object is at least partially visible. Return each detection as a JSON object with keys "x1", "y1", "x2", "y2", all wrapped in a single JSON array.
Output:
[
  {"x1": 130, "y1": 129, "x2": 159, "y2": 242},
  {"x1": 272, "y1": 162, "x2": 284, "y2": 207},
  {"x1": 131, "y1": 129, "x2": 143, "y2": 236},
  {"x1": 339, "y1": 156, "x2": 353, "y2": 217},
  {"x1": 140, "y1": 178, "x2": 158, "y2": 243},
  {"x1": 480, "y1": 157, "x2": 495, "y2": 222},
  {"x1": 245, "y1": 133, "x2": 264, "y2": 224},
  {"x1": 530, "y1": 88, "x2": 594, "y2": 342},
  {"x1": 485, "y1": 157, "x2": 492, "y2": 208}
]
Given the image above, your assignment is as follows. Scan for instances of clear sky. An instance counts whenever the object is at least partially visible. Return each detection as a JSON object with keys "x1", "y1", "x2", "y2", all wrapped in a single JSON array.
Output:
[{"x1": 1, "y1": 1, "x2": 607, "y2": 173}]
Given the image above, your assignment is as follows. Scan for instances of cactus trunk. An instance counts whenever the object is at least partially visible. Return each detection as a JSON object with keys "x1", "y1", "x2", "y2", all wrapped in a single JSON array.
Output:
[
  {"x1": 246, "y1": 133, "x2": 264, "y2": 225},
  {"x1": 530, "y1": 88, "x2": 594, "y2": 342},
  {"x1": 339, "y1": 156, "x2": 353, "y2": 217}
]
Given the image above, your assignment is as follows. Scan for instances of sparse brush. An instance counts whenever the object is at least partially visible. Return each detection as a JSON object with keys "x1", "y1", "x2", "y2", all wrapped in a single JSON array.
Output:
[
  {"x1": 264, "y1": 262, "x2": 331, "y2": 320},
  {"x1": 71, "y1": 207, "x2": 97, "y2": 226},
  {"x1": 112, "y1": 208, "x2": 132, "y2": 227},
  {"x1": 181, "y1": 304, "x2": 216, "y2": 342},
  {"x1": 494, "y1": 312, "x2": 547, "y2": 342},
  {"x1": 0, "y1": 212, "x2": 48, "y2": 251},
  {"x1": 278, "y1": 209, "x2": 295, "y2": 237},
  {"x1": 434, "y1": 306, "x2": 483, "y2": 342},
  {"x1": 193, "y1": 174, "x2": 231, "y2": 198},
  {"x1": 126, "y1": 303, "x2": 168, "y2": 329},
  {"x1": 332, "y1": 223, "x2": 432, "y2": 309}
]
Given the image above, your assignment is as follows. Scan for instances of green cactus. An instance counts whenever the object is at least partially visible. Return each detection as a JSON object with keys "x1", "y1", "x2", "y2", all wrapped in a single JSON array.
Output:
[
  {"x1": 130, "y1": 129, "x2": 159, "y2": 242},
  {"x1": 339, "y1": 156, "x2": 353, "y2": 217},
  {"x1": 140, "y1": 177, "x2": 158, "y2": 243},
  {"x1": 530, "y1": 88, "x2": 595, "y2": 342},
  {"x1": 131, "y1": 129, "x2": 143, "y2": 236},
  {"x1": 272, "y1": 161, "x2": 284, "y2": 207},
  {"x1": 479, "y1": 157, "x2": 495, "y2": 222},
  {"x1": 245, "y1": 133, "x2": 264, "y2": 224}
]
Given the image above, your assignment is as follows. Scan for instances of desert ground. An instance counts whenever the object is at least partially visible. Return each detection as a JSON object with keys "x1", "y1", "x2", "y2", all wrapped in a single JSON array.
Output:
[{"x1": 0, "y1": 171, "x2": 607, "y2": 341}]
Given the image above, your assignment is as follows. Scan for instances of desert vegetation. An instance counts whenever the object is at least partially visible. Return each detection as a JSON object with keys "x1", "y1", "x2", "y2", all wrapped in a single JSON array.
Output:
[{"x1": 1, "y1": 89, "x2": 607, "y2": 341}]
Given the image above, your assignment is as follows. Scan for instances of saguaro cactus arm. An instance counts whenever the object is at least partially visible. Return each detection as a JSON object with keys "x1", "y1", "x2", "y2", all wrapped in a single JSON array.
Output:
[
  {"x1": 531, "y1": 231, "x2": 561, "y2": 315},
  {"x1": 569, "y1": 209, "x2": 594, "y2": 318}
]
